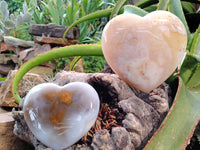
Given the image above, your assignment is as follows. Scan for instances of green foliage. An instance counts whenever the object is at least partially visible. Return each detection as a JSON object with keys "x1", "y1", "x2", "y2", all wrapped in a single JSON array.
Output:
[
  {"x1": 26, "y1": 0, "x2": 113, "y2": 71},
  {"x1": 76, "y1": 0, "x2": 109, "y2": 42},
  {"x1": 180, "y1": 54, "x2": 200, "y2": 90},
  {"x1": 6, "y1": 0, "x2": 24, "y2": 13},
  {"x1": 55, "y1": 57, "x2": 71, "y2": 72},
  {"x1": 0, "y1": 0, "x2": 32, "y2": 40},
  {"x1": 27, "y1": 0, "x2": 50, "y2": 24},
  {"x1": 13, "y1": 23, "x2": 33, "y2": 41},
  {"x1": 187, "y1": 25, "x2": 200, "y2": 53},
  {"x1": 69, "y1": 56, "x2": 82, "y2": 71},
  {"x1": 65, "y1": 0, "x2": 80, "y2": 26},
  {"x1": 0, "y1": 77, "x2": 5, "y2": 81},
  {"x1": 181, "y1": 1, "x2": 195, "y2": 14},
  {"x1": 28, "y1": 0, "x2": 115, "y2": 43},
  {"x1": 83, "y1": 56, "x2": 106, "y2": 73}
]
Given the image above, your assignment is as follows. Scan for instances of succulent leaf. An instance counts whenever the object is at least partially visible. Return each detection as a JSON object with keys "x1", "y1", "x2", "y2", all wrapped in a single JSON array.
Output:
[
  {"x1": 23, "y1": 0, "x2": 28, "y2": 13},
  {"x1": 4, "y1": 20, "x2": 15, "y2": 30},
  {"x1": 22, "y1": 12, "x2": 32, "y2": 22},
  {"x1": 10, "y1": 14, "x2": 15, "y2": 22},
  {"x1": 0, "y1": 1, "x2": 9, "y2": 21},
  {"x1": 2, "y1": 26, "x2": 9, "y2": 35},
  {"x1": 16, "y1": 15, "x2": 23, "y2": 26}
]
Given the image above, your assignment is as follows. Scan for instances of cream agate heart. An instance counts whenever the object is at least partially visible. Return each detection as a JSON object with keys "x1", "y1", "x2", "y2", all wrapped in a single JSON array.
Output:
[
  {"x1": 23, "y1": 82, "x2": 100, "y2": 150},
  {"x1": 101, "y1": 10, "x2": 187, "y2": 92}
]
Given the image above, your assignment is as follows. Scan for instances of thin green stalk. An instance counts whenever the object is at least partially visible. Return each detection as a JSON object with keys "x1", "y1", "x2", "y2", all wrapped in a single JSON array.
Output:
[
  {"x1": 12, "y1": 44, "x2": 102, "y2": 103},
  {"x1": 62, "y1": 8, "x2": 114, "y2": 41},
  {"x1": 69, "y1": 56, "x2": 82, "y2": 71},
  {"x1": 110, "y1": 0, "x2": 127, "y2": 18},
  {"x1": 157, "y1": 0, "x2": 170, "y2": 10}
]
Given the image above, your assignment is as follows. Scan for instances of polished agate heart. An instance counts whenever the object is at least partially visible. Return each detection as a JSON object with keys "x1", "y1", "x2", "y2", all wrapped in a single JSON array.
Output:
[
  {"x1": 102, "y1": 10, "x2": 187, "y2": 92},
  {"x1": 23, "y1": 82, "x2": 100, "y2": 149}
]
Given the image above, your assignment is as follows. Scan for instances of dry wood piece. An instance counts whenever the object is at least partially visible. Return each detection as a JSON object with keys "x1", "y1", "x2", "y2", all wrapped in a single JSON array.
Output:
[
  {"x1": 29, "y1": 24, "x2": 80, "y2": 40},
  {"x1": 34, "y1": 36, "x2": 80, "y2": 46},
  {"x1": 13, "y1": 71, "x2": 171, "y2": 150}
]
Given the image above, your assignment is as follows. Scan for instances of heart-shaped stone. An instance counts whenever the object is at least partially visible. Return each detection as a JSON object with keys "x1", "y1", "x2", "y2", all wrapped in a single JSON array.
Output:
[
  {"x1": 23, "y1": 82, "x2": 100, "y2": 149},
  {"x1": 102, "y1": 10, "x2": 187, "y2": 92}
]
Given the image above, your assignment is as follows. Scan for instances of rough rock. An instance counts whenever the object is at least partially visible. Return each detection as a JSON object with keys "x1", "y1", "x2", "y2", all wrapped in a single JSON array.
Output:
[
  {"x1": 0, "y1": 54, "x2": 17, "y2": 64},
  {"x1": 91, "y1": 129, "x2": 114, "y2": 150},
  {"x1": 22, "y1": 44, "x2": 51, "y2": 62},
  {"x1": 19, "y1": 47, "x2": 35, "y2": 61},
  {"x1": 13, "y1": 71, "x2": 171, "y2": 149},
  {"x1": 111, "y1": 127, "x2": 133, "y2": 150},
  {"x1": 4, "y1": 36, "x2": 35, "y2": 48},
  {"x1": 0, "y1": 70, "x2": 46, "y2": 107},
  {"x1": 0, "y1": 112, "x2": 34, "y2": 150},
  {"x1": 0, "y1": 64, "x2": 15, "y2": 75},
  {"x1": 28, "y1": 66, "x2": 53, "y2": 75},
  {"x1": 0, "y1": 42, "x2": 17, "y2": 52}
]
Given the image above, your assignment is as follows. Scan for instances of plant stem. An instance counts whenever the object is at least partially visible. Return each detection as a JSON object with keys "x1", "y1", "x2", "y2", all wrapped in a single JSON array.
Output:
[{"x1": 12, "y1": 44, "x2": 103, "y2": 103}]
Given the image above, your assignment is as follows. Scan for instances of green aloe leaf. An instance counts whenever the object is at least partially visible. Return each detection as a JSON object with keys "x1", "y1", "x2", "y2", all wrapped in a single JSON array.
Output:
[
  {"x1": 144, "y1": 5, "x2": 157, "y2": 12},
  {"x1": 110, "y1": 0, "x2": 127, "y2": 18},
  {"x1": 144, "y1": 78, "x2": 200, "y2": 150},
  {"x1": 123, "y1": 5, "x2": 148, "y2": 16},
  {"x1": 187, "y1": 25, "x2": 200, "y2": 53},
  {"x1": 157, "y1": 0, "x2": 169, "y2": 10},
  {"x1": 180, "y1": 54, "x2": 200, "y2": 90},
  {"x1": 144, "y1": 54, "x2": 200, "y2": 150},
  {"x1": 168, "y1": 0, "x2": 191, "y2": 41},
  {"x1": 181, "y1": 1, "x2": 195, "y2": 13},
  {"x1": 62, "y1": 8, "x2": 114, "y2": 41}
]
